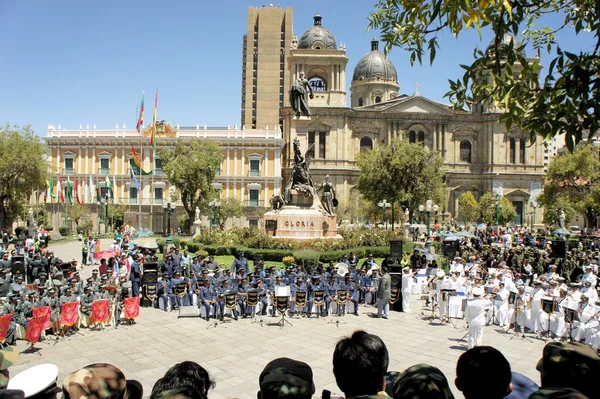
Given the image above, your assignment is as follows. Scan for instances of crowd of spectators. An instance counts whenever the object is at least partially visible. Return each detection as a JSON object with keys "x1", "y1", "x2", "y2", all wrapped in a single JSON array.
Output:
[{"x1": 1, "y1": 330, "x2": 599, "y2": 399}]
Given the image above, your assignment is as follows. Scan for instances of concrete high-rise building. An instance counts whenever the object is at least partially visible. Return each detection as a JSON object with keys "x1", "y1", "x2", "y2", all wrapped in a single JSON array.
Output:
[{"x1": 241, "y1": 6, "x2": 293, "y2": 130}]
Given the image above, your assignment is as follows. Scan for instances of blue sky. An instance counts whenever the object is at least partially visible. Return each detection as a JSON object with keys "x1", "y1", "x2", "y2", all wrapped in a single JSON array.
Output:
[{"x1": 0, "y1": 1, "x2": 594, "y2": 136}]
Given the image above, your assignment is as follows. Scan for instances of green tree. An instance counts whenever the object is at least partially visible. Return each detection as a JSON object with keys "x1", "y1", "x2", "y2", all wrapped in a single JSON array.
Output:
[
  {"x1": 0, "y1": 124, "x2": 48, "y2": 229},
  {"x1": 369, "y1": 0, "x2": 600, "y2": 148},
  {"x1": 479, "y1": 193, "x2": 517, "y2": 226},
  {"x1": 457, "y1": 191, "x2": 480, "y2": 226},
  {"x1": 357, "y1": 138, "x2": 446, "y2": 225},
  {"x1": 107, "y1": 203, "x2": 127, "y2": 229},
  {"x1": 64, "y1": 204, "x2": 91, "y2": 230},
  {"x1": 160, "y1": 139, "x2": 223, "y2": 220},
  {"x1": 537, "y1": 145, "x2": 600, "y2": 227},
  {"x1": 217, "y1": 198, "x2": 243, "y2": 229}
]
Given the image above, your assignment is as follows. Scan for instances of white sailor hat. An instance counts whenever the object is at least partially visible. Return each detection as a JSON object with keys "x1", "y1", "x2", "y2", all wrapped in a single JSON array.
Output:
[{"x1": 472, "y1": 287, "x2": 483, "y2": 296}]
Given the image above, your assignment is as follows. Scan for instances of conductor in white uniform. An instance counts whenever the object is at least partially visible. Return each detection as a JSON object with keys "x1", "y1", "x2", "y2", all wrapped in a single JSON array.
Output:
[{"x1": 465, "y1": 286, "x2": 490, "y2": 349}]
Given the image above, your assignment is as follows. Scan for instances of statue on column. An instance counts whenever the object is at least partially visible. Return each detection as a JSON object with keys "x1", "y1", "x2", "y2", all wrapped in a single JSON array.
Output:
[{"x1": 290, "y1": 71, "x2": 314, "y2": 117}]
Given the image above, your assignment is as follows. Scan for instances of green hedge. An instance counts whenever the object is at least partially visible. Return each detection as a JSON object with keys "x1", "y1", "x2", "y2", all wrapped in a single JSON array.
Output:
[
  {"x1": 59, "y1": 226, "x2": 71, "y2": 236},
  {"x1": 195, "y1": 244, "x2": 408, "y2": 265}
]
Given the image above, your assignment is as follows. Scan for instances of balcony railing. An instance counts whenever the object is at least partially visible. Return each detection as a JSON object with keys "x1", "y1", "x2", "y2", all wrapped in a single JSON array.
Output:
[
  {"x1": 248, "y1": 170, "x2": 261, "y2": 177},
  {"x1": 99, "y1": 168, "x2": 110, "y2": 175},
  {"x1": 247, "y1": 199, "x2": 260, "y2": 207},
  {"x1": 63, "y1": 168, "x2": 74, "y2": 175},
  {"x1": 129, "y1": 198, "x2": 138, "y2": 205},
  {"x1": 154, "y1": 198, "x2": 164, "y2": 205}
]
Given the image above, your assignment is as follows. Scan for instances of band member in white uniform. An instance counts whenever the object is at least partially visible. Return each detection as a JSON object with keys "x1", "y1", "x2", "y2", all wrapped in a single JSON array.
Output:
[
  {"x1": 401, "y1": 267, "x2": 414, "y2": 313},
  {"x1": 571, "y1": 293, "x2": 597, "y2": 342},
  {"x1": 464, "y1": 287, "x2": 490, "y2": 349},
  {"x1": 494, "y1": 282, "x2": 510, "y2": 327}
]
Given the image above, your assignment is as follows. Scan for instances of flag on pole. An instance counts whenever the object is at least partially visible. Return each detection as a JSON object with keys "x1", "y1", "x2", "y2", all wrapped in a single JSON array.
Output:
[
  {"x1": 48, "y1": 176, "x2": 55, "y2": 199},
  {"x1": 136, "y1": 91, "x2": 145, "y2": 133},
  {"x1": 105, "y1": 176, "x2": 113, "y2": 199},
  {"x1": 66, "y1": 176, "x2": 73, "y2": 205},
  {"x1": 130, "y1": 166, "x2": 141, "y2": 193},
  {"x1": 97, "y1": 184, "x2": 102, "y2": 203},
  {"x1": 74, "y1": 179, "x2": 82, "y2": 205},
  {"x1": 130, "y1": 145, "x2": 152, "y2": 175},
  {"x1": 112, "y1": 175, "x2": 118, "y2": 203},
  {"x1": 150, "y1": 88, "x2": 158, "y2": 154},
  {"x1": 88, "y1": 174, "x2": 94, "y2": 203},
  {"x1": 57, "y1": 178, "x2": 64, "y2": 204}
]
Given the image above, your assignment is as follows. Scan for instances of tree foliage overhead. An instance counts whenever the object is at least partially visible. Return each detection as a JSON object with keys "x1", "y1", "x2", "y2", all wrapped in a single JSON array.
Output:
[
  {"x1": 368, "y1": 0, "x2": 600, "y2": 149},
  {"x1": 357, "y1": 138, "x2": 446, "y2": 217},
  {"x1": 478, "y1": 192, "x2": 517, "y2": 225},
  {"x1": 0, "y1": 124, "x2": 48, "y2": 229},
  {"x1": 537, "y1": 145, "x2": 600, "y2": 226},
  {"x1": 160, "y1": 139, "x2": 223, "y2": 219}
]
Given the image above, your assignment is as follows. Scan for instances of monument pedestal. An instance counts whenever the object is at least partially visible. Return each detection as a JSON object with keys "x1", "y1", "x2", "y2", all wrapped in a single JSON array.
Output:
[
  {"x1": 192, "y1": 219, "x2": 202, "y2": 237},
  {"x1": 265, "y1": 190, "x2": 341, "y2": 240}
]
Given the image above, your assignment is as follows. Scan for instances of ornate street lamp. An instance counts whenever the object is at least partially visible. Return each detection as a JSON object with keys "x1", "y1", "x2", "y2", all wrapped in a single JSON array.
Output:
[
  {"x1": 163, "y1": 201, "x2": 176, "y2": 244},
  {"x1": 418, "y1": 199, "x2": 439, "y2": 248},
  {"x1": 378, "y1": 199, "x2": 391, "y2": 229}
]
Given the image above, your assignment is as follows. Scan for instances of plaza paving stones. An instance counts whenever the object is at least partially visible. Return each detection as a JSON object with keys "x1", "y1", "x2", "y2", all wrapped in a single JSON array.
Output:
[{"x1": 9, "y1": 239, "x2": 547, "y2": 398}]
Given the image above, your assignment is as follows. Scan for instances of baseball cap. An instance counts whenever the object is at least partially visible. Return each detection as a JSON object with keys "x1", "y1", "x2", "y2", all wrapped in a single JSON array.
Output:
[
  {"x1": 0, "y1": 347, "x2": 19, "y2": 388},
  {"x1": 259, "y1": 358, "x2": 315, "y2": 399},
  {"x1": 393, "y1": 363, "x2": 454, "y2": 399}
]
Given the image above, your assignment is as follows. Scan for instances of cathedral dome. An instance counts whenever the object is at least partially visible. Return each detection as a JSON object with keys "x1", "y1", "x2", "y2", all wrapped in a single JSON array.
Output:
[
  {"x1": 486, "y1": 33, "x2": 526, "y2": 58},
  {"x1": 297, "y1": 14, "x2": 337, "y2": 50},
  {"x1": 352, "y1": 39, "x2": 397, "y2": 82}
]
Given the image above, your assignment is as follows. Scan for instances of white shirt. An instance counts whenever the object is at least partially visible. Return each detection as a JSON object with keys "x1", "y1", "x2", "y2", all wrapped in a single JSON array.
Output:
[
  {"x1": 401, "y1": 273, "x2": 413, "y2": 293},
  {"x1": 465, "y1": 297, "x2": 490, "y2": 326}
]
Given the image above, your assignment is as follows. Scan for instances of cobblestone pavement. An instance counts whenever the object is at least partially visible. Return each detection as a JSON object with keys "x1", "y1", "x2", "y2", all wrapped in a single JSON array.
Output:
[{"x1": 10, "y1": 240, "x2": 547, "y2": 399}]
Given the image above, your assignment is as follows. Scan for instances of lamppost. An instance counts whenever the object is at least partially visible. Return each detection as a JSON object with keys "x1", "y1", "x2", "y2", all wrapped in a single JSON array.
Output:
[
  {"x1": 163, "y1": 201, "x2": 176, "y2": 244},
  {"x1": 378, "y1": 199, "x2": 391, "y2": 229},
  {"x1": 418, "y1": 199, "x2": 439, "y2": 248},
  {"x1": 530, "y1": 201, "x2": 537, "y2": 230},
  {"x1": 209, "y1": 199, "x2": 220, "y2": 230},
  {"x1": 494, "y1": 194, "x2": 503, "y2": 230}
]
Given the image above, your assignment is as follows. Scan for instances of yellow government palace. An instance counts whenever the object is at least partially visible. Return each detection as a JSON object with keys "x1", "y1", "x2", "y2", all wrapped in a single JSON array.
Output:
[{"x1": 43, "y1": 6, "x2": 547, "y2": 232}]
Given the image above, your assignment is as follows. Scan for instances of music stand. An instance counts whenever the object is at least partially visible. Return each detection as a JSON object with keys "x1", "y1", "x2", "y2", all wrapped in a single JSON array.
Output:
[
  {"x1": 248, "y1": 290, "x2": 263, "y2": 327},
  {"x1": 427, "y1": 282, "x2": 442, "y2": 324},
  {"x1": 274, "y1": 296, "x2": 293, "y2": 328},
  {"x1": 564, "y1": 307, "x2": 579, "y2": 342},
  {"x1": 507, "y1": 294, "x2": 533, "y2": 342},
  {"x1": 440, "y1": 289, "x2": 457, "y2": 326},
  {"x1": 328, "y1": 290, "x2": 348, "y2": 328},
  {"x1": 540, "y1": 298, "x2": 556, "y2": 342},
  {"x1": 312, "y1": 291, "x2": 326, "y2": 319}
]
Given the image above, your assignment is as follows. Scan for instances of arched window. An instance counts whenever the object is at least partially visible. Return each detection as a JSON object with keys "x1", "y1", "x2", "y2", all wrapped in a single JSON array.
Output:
[
  {"x1": 360, "y1": 136, "x2": 373, "y2": 152},
  {"x1": 409, "y1": 130, "x2": 416, "y2": 143},
  {"x1": 418, "y1": 131, "x2": 425, "y2": 143},
  {"x1": 460, "y1": 140, "x2": 472, "y2": 163},
  {"x1": 375, "y1": 96, "x2": 382, "y2": 103},
  {"x1": 358, "y1": 97, "x2": 364, "y2": 107}
]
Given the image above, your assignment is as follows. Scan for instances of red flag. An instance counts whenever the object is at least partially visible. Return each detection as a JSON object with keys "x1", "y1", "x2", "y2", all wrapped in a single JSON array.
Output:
[{"x1": 74, "y1": 179, "x2": 82, "y2": 205}]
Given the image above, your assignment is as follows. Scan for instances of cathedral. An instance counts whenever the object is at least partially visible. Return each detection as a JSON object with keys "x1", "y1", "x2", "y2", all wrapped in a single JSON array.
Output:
[{"x1": 281, "y1": 14, "x2": 546, "y2": 225}]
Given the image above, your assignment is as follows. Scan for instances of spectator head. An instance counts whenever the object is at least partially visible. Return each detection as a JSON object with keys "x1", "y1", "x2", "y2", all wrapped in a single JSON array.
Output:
[
  {"x1": 333, "y1": 330, "x2": 389, "y2": 397},
  {"x1": 455, "y1": 346, "x2": 512, "y2": 399},
  {"x1": 154, "y1": 386, "x2": 206, "y2": 399},
  {"x1": 258, "y1": 357, "x2": 315, "y2": 399},
  {"x1": 393, "y1": 363, "x2": 454, "y2": 399},
  {"x1": 150, "y1": 361, "x2": 215, "y2": 399},
  {"x1": 382, "y1": 266, "x2": 389, "y2": 274},
  {"x1": 535, "y1": 342, "x2": 600, "y2": 398},
  {"x1": 62, "y1": 363, "x2": 143, "y2": 399}
]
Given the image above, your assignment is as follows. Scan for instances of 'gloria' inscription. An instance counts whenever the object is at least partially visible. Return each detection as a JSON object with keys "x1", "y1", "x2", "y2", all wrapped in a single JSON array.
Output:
[{"x1": 284, "y1": 221, "x2": 315, "y2": 228}]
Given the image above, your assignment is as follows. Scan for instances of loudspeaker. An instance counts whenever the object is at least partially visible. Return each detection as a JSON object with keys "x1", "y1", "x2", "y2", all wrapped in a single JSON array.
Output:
[
  {"x1": 390, "y1": 239, "x2": 403, "y2": 259},
  {"x1": 443, "y1": 241, "x2": 458, "y2": 258},
  {"x1": 11, "y1": 261, "x2": 25, "y2": 278},
  {"x1": 142, "y1": 263, "x2": 158, "y2": 284},
  {"x1": 388, "y1": 264, "x2": 403, "y2": 274},
  {"x1": 551, "y1": 239, "x2": 567, "y2": 259},
  {"x1": 389, "y1": 272, "x2": 404, "y2": 312}
]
